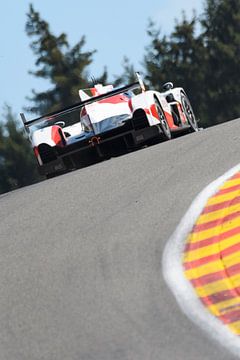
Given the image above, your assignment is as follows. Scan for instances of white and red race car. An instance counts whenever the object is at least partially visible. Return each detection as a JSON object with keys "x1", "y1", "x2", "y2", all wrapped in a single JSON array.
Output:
[{"x1": 21, "y1": 73, "x2": 198, "y2": 177}]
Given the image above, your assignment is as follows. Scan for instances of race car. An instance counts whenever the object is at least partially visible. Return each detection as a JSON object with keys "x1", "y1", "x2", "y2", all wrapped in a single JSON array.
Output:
[{"x1": 20, "y1": 73, "x2": 198, "y2": 177}]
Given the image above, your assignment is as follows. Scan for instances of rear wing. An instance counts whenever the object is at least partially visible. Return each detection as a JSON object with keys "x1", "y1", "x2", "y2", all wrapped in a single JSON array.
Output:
[{"x1": 20, "y1": 72, "x2": 145, "y2": 130}]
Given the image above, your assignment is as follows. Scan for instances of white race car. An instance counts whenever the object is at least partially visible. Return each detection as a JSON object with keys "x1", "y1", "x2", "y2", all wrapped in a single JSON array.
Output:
[{"x1": 21, "y1": 73, "x2": 198, "y2": 177}]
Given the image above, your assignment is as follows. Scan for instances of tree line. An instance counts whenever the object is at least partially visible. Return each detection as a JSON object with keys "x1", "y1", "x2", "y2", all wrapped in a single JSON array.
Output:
[{"x1": 1, "y1": 0, "x2": 240, "y2": 194}]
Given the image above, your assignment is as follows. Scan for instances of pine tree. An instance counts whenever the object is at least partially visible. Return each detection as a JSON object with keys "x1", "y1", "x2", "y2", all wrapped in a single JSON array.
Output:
[
  {"x1": 113, "y1": 57, "x2": 137, "y2": 87},
  {"x1": 144, "y1": 1, "x2": 240, "y2": 127},
  {"x1": 0, "y1": 121, "x2": 10, "y2": 194},
  {"x1": 144, "y1": 16, "x2": 206, "y2": 124},
  {"x1": 201, "y1": 0, "x2": 240, "y2": 124},
  {"x1": 0, "y1": 106, "x2": 40, "y2": 194},
  {"x1": 25, "y1": 4, "x2": 105, "y2": 115}
]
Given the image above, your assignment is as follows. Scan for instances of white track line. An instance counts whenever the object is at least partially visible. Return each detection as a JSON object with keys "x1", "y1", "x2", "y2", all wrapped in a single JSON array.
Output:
[{"x1": 162, "y1": 163, "x2": 240, "y2": 358}]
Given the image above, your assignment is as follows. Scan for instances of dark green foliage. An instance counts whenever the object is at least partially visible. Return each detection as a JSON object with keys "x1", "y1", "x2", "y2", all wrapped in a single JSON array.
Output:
[
  {"x1": 113, "y1": 57, "x2": 137, "y2": 87},
  {"x1": 25, "y1": 4, "x2": 106, "y2": 115},
  {"x1": 144, "y1": 17, "x2": 207, "y2": 123},
  {"x1": 0, "y1": 106, "x2": 41, "y2": 194},
  {"x1": 201, "y1": 0, "x2": 240, "y2": 124},
  {"x1": 144, "y1": 0, "x2": 240, "y2": 127},
  {"x1": 0, "y1": 122, "x2": 10, "y2": 194}
]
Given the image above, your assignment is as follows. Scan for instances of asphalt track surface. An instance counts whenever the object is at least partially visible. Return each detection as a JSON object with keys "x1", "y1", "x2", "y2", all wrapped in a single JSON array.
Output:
[{"x1": 1, "y1": 119, "x2": 240, "y2": 360}]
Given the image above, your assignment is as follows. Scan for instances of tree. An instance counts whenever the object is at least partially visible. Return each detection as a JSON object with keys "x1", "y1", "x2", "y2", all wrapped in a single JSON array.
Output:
[
  {"x1": 201, "y1": 0, "x2": 240, "y2": 124},
  {"x1": 0, "y1": 106, "x2": 40, "y2": 194},
  {"x1": 113, "y1": 57, "x2": 138, "y2": 87},
  {"x1": 0, "y1": 121, "x2": 10, "y2": 194},
  {"x1": 144, "y1": 16, "x2": 207, "y2": 125},
  {"x1": 144, "y1": 1, "x2": 240, "y2": 127},
  {"x1": 25, "y1": 4, "x2": 106, "y2": 115}
]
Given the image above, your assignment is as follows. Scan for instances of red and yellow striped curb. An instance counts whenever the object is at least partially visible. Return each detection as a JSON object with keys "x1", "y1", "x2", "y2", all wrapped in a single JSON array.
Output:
[{"x1": 183, "y1": 172, "x2": 240, "y2": 335}]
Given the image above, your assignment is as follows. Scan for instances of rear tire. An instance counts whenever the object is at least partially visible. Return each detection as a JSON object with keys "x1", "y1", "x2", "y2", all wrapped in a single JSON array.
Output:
[
  {"x1": 181, "y1": 93, "x2": 198, "y2": 132},
  {"x1": 154, "y1": 98, "x2": 171, "y2": 140}
]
